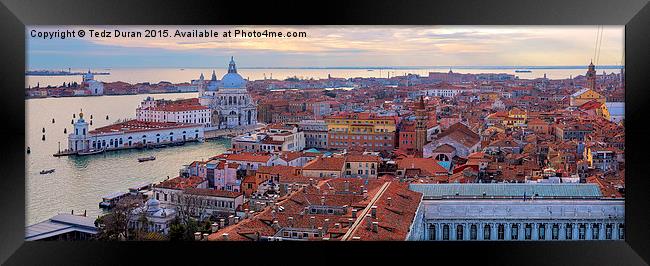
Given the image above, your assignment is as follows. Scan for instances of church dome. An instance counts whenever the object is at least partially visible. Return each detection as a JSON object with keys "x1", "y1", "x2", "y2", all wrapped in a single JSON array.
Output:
[
  {"x1": 220, "y1": 56, "x2": 246, "y2": 89},
  {"x1": 145, "y1": 198, "x2": 161, "y2": 212},
  {"x1": 221, "y1": 72, "x2": 246, "y2": 88}
]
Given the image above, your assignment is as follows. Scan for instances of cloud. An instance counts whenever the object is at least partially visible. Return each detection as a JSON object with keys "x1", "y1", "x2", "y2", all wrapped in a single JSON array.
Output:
[{"x1": 27, "y1": 26, "x2": 624, "y2": 68}]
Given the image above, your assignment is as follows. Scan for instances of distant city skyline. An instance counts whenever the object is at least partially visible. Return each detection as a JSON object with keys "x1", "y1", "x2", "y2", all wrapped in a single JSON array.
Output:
[{"x1": 27, "y1": 26, "x2": 624, "y2": 69}]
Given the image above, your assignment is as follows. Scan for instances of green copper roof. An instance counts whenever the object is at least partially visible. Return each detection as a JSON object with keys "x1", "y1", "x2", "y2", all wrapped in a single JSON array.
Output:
[{"x1": 409, "y1": 183, "x2": 603, "y2": 199}]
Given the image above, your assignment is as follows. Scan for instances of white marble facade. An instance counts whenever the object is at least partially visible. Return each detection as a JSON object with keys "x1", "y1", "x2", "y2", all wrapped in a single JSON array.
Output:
[
  {"x1": 196, "y1": 57, "x2": 257, "y2": 129},
  {"x1": 409, "y1": 199, "x2": 624, "y2": 241}
]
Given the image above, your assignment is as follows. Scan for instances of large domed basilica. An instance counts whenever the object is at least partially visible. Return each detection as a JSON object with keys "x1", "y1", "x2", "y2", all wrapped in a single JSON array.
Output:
[{"x1": 196, "y1": 57, "x2": 257, "y2": 129}]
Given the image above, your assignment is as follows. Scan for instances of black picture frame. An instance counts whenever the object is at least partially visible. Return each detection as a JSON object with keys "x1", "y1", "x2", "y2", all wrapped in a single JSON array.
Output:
[{"x1": 1, "y1": 0, "x2": 649, "y2": 265}]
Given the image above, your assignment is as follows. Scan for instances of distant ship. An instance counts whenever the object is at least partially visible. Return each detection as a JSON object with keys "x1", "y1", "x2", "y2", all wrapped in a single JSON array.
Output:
[{"x1": 515, "y1": 70, "x2": 532, "y2": 73}]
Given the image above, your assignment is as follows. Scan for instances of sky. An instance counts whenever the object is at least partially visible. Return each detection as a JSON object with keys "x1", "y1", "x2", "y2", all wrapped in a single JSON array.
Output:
[{"x1": 26, "y1": 26, "x2": 624, "y2": 69}]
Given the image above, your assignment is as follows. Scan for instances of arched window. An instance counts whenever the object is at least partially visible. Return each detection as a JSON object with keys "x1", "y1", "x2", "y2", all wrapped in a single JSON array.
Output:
[
  {"x1": 442, "y1": 224, "x2": 450, "y2": 240},
  {"x1": 428, "y1": 224, "x2": 436, "y2": 240},
  {"x1": 470, "y1": 224, "x2": 477, "y2": 240}
]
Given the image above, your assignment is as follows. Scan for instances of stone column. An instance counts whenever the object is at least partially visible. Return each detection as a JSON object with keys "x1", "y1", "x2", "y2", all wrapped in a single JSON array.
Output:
[
  {"x1": 587, "y1": 223, "x2": 593, "y2": 240},
  {"x1": 478, "y1": 222, "x2": 484, "y2": 240},
  {"x1": 518, "y1": 223, "x2": 525, "y2": 240},
  {"x1": 491, "y1": 223, "x2": 498, "y2": 240},
  {"x1": 598, "y1": 223, "x2": 605, "y2": 240},
  {"x1": 505, "y1": 223, "x2": 512, "y2": 240},
  {"x1": 436, "y1": 223, "x2": 442, "y2": 241},
  {"x1": 463, "y1": 223, "x2": 469, "y2": 240},
  {"x1": 545, "y1": 224, "x2": 551, "y2": 240},
  {"x1": 532, "y1": 223, "x2": 539, "y2": 240},
  {"x1": 572, "y1": 223, "x2": 579, "y2": 240},
  {"x1": 559, "y1": 223, "x2": 566, "y2": 240},
  {"x1": 450, "y1": 223, "x2": 456, "y2": 241},
  {"x1": 612, "y1": 223, "x2": 619, "y2": 240}
]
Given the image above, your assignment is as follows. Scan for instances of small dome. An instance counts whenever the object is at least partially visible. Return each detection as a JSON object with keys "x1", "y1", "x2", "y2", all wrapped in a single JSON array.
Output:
[
  {"x1": 146, "y1": 198, "x2": 161, "y2": 212},
  {"x1": 221, "y1": 72, "x2": 246, "y2": 88}
]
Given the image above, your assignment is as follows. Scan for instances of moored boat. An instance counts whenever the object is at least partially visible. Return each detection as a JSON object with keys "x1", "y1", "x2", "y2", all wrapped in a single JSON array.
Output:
[
  {"x1": 77, "y1": 148, "x2": 105, "y2": 156},
  {"x1": 40, "y1": 169, "x2": 55, "y2": 174},
  {"x1": 138, "y1": 156, "x2": 156, "y2": 162},
  {"x1": 99, "y1": 191, "x2": 129, "y2": 209}
]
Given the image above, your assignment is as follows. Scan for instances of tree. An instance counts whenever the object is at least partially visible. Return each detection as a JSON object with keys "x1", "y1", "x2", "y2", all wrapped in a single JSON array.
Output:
[{"x1": 94, "y1": 197, "x2": 142, "y2": 241}]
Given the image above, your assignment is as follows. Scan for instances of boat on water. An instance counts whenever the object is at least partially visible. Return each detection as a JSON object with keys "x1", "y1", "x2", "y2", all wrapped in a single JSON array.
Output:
[
  {"x1": 515, "y1": 70, "x2": 532, "y2": 73},
  {"x1": 99, "y1": 191, "x2": 129, "y2": 209},
  {"x1": 77, "y1": 148, "x2": 105, "y2": 156},
  {"x1": 40, "y1": 169, "x2": 55, "y2": 175},
  {"x1": 138, "y1": 156, "x2": 156, "y2": 162},
  {"x1": 168, "y1": 141, "x2": 186, "y2": 147}
]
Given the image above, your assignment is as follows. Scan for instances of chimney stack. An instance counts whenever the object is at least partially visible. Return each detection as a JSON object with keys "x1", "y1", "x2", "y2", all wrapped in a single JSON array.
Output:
[
  {"x1": 320, "y1": 196, "x2": 325, "y2": 205},
  {"x1": 365, "y1": 214, "x2": 372, "y2": 230},
  {"x1": 352, "y1": 208, "x2": 358, "y2": 218},
  {"x1": 334, "y1": 223, "x2": 341, "y2": 229},
  {"x1": 220, "y1": 218, "x2": 225, "y2": 228},
  {"x1": 194, "y1": 232, "x2": 202, "y2": 241},
  {"x1": 310, "y1": 216, "x2": 316, "y2": 229},
  {"x1": 244, "y1": 208, "x2": 249, "y2": 218},
  {"x1": 202, "y1": 233, "x2": 209, "y2": 241},
  {"x1": 363, "y1": 189, "x2": 368, "y2": 199},
  {"x1": 309, "y1": 178, "x2": 314, "y2": 186},
  {"x1": 228, "y1": 214, "x2": 235, "y2": 225},
  {"x1": 387, "y1": 197, "x2": 392, "y2": 206},
  {"x1": 272, "y1": 220, "x2": 280, "y2": 230},
  {"x1": 211, "y1": 223, "x2": 219, "y2": 233},
  {"x1": 371, "y1": 206, "x2": 377, "y2": 218},
  {"x1": 222, "y1": 233, "x2": 229, "y2": 241},
  {"x1": 372, "y1": 222, "x2": 379, "y2": 233},
  {"x1": 234, "y1": 216, "x2": 240, "y2": 224},
  {"x1": 323, "y1": 218, "x2": 330, "y2": 232},
  {"x1": 344, "y1": 181, "x2": 350, "y2": 192},
  {"x1": 288, "y1": 216, "x2": 294, "y2": 227}
]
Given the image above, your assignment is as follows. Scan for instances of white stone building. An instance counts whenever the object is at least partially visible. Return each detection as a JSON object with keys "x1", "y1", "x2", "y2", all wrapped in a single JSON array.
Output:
[
  {"x1": 407, "y1": 183, "x2": 624, "y2": 241},
  {"x1": 68, "y1": 112, "x2": 204, "y2": 152},
  {"x1": 136, "y1": 97, "x2": 211, "y2": 127},
  {"x1": 196, "y1": 57, "x2": 257, "y2": 129},
  {"x1": 82, "y1": 70, "x2": 104, "y2": 95}
]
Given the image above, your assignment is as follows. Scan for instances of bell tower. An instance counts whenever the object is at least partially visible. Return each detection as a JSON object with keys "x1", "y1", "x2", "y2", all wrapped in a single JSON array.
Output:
[
  {"x1": 587, "y1": 60, "x2": 597, "y2": 90},
  {"x1": 414, "y1": 96, "x2": 428, "y2": 157}
]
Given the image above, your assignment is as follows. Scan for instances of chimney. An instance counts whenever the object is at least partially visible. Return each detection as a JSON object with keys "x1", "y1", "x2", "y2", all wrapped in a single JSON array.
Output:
[
  {"x1": 211, "y1": 223, "x2": 219, "y2": 233},
  {"x1": 272, "y1": 220, "x2": 280, "y2": 230},
  {"x1": 322, "y1": 237, "x2": 330, "y2": 241},
  {"x1": 309, "y1": 178, "x2": 314, "y2": 186},
  {"x1": 344, "y1": 181, "x2": 350, "y2": 192},
  {"x1": 365, "y1": 214, "x2": 372, "y2": 230},
  {"x1": 320, "y1": 196, "x2": 325, "y2": 205},
  {"x1": 220, "y1": 218, "x2": 226, "y2": 228},
  {"x1": 222, "y1": 233, "x2": 229, "y2": 241},
  {"x1": 372, "y1": 222, "x2": 379, "y2": 233},
  {"x1": 323, "y1": 218, "x2": 330, "y2": 232},
  {"x1": 202, "y1": 233, "x2": 209, "y2": 241},
  {"x1": 387, "y1": 197, "x2": 392, "y2": 206},
  {"x1": 288, "y1": 216, "x2": 294, "y2": 227},
  {"x1": 249, "y1": 210, "x2": 255, "y2": 217},
  {"x1": 194, "y1": 232, "x2": 202, "y2": 241},
  {"x1": 244, "y1": 208, "x2": 249, "y2": 218},
  {"x1": 234, "y1": 216, "x2": 240, "y2": 224},
  {"x1": 352, "y1": 208, "x2": 358, "y2": 218},
  {"x1": 271, "y1": 210, "x2": 276, "y2": 219},
  {"x1": 334, "y1": 223, "x2": 341, "y2": 229},
  {"x1": 352, "y1": 236, "x2": 361, "y2": 241},
  {"x1": 371, "y1": 206, "x2": 377, "y2": 218},
  {"x1": 363, "y1": 189, "x2": 368, "y2": 199},
  {"x1": 228, "y1": 214, "x2": 235, "y2": 225},
  {"x1": 310, "y1": 216, "x2": 316, "y2": 229}
]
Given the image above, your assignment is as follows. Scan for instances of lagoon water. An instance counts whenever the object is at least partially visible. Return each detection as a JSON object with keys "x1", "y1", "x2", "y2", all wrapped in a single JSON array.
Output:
[
  {"x1": 26, "y1": 93, "x2": 230, "y2": 226},
  {"x1": 26, "y1": 66, "x2": 624, "y2": 88}
]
